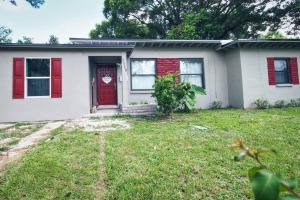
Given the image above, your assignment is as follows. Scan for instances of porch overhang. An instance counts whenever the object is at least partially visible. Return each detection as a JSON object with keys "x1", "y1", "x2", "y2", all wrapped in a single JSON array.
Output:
[{"x1": 0, "y1": 43, "x2": 135, "y2": 56}]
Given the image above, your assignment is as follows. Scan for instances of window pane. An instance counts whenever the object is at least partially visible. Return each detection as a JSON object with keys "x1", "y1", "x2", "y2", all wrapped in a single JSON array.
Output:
[
  {"x1": 275, "y1": 72, "x2": 289, "y2": 84},
  {"x1": 180, "y1": 59, "x2": 202, "y2": 74},
  {"x1": 27, "y1": 59, "x2": 50, "y2": 77},
  {"x1": 27, "y1": 79, "x2": 50, "y2": 96},
  {"x1": 132, "y1": 76, "x2": 155, "y2": 90},
  {"x1": 181, "y1": 75, "x2": 202, "y2": 87},
  {"x1": 131, "y1": 60, "x2": 155, "y2": 75},
  {"x1": 274, "y1": 60, "x2": 287, "y2": 72}
]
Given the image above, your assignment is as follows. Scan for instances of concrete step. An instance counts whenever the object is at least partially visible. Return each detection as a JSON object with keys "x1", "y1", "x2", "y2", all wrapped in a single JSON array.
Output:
[
  {"x1": 121, "y1": 104, "x2": 157, "y2": 112},
  {"x1": 87, "y1": 104, "x2": 157, "y2": 117}
]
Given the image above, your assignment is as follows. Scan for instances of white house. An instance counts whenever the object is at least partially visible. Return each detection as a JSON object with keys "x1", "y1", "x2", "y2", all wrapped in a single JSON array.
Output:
[{"x1": 0, "y1": 39, "x2": 299, "y2": 122}]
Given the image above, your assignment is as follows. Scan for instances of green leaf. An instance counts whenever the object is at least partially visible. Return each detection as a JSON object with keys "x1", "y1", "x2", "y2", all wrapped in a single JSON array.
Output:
[
  {"x1": 251, "y1": 170, "x2": 281, "y2": 200},
  {"x1": 280, "y1": 179, "x2": 298, "y2": 192},
  {"x1": 191, "y1": 85, "x2": 206, "y2": 95},
  {"x1": 185, "y1": 100, "x2": 192, "y2": 110},
  {"x1": 279, "y1": 195, "x2": 300, "y2": 200},
  {"x1": 248, "y1": 167, "x2": 262, "y2": 181},
  {"x1": 286, "y1": 179, "x2": 298, "y2": 190}
]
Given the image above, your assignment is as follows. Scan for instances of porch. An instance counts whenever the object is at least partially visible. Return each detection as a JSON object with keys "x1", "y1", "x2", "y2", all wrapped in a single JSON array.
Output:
[{"x1": 88, "y1": 55, "x2": 156, "y2": 116}]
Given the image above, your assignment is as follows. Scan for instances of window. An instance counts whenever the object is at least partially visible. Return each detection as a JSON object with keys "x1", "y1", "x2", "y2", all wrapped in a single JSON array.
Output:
[
  {"x1": 274, "y1": 58, "x2": 290, "y2": 84},
  {"x1": 180, "y1": 59, "x2": 205, "y2": 88},
  {"x1": 25, "y1": 58, "x2": 50, "y2": 97},
  {"x1": 131, "y1": 59, "x2": 156, "y2": 90}
]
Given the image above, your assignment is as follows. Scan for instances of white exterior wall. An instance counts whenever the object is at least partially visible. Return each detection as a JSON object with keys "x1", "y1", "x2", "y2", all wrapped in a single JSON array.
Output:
[
  {"x1": 128, "y1": 47, "x2": 229, "y2": 108},
  {"x1": 225, "y1": 49, "x2": 244, "y2": 108},
  {"x1": 240, "y1": 49, "x2": 300, "y2": 108},
  {"x1": 0, "y1": 50, "x2": 125, "y2": 122},
  {"x1": 3, "y1": 46, "x2": 298, "y2": 122}
]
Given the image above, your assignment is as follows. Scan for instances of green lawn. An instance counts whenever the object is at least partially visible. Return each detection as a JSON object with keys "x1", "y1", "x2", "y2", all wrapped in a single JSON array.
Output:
[
  {"x1": 0, "y1": 108, "x2": 299, "y2": 199},
  {"x1": 0, "y1": 122, "x2": 45, "y2": 152},
  {"x1": 0, "y1": 128, "x2": 101, "y2": 199}
]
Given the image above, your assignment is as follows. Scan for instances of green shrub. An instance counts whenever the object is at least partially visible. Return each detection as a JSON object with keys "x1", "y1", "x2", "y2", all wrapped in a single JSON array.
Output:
[
  {"x1": 152, "y1": 74, "x2": 178, "y2": 116},
  {"x1": 274, "y1": 100, "x2": 285, "y2": 108},
  {"x1": 254, "y1": 98, "x2": 269, "y2": 109},
  {"x1": 152, "y1": 74, "x2": 205, "y2": 116},
  {"x1": 175, "y1": 82, "x2": 205, "y2": 112},
  {"x1": 210, "y1": 100, "x2": 222, "y2": 109},
  {"x1": 287, "y1": 99, "x2": 300, "y2": 107}
]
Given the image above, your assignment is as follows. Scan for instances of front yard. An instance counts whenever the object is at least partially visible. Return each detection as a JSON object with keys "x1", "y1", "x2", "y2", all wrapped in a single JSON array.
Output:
[{"x1": 0, "y1": 108, "x2": 299, "y2": 199}]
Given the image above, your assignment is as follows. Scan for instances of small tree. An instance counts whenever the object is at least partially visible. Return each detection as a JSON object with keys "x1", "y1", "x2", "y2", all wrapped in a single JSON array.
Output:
[
  {"x1": 175, "y1": 82, "x2": 205, "y2": 112},
  {"x1": 153, "y1": 74, "x2": 178, "y2": 116},
  {"x1": 17, "y1": 36, "x2": 33, "y2": 44},
  {"x1": 152, "y1": 74, "x2": 205, "y2": 116},
  {"x1": 0, "y1": 26, "x2": 12, "y2": 43},
  {"x1": 48, "y1": 35, "x2": 59, "y2": 44}
]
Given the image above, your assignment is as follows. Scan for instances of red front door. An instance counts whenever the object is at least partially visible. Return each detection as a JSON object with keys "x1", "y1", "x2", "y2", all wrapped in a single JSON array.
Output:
[{"x1": 97, "y1": 65, "x2": 117, "y2": 105}]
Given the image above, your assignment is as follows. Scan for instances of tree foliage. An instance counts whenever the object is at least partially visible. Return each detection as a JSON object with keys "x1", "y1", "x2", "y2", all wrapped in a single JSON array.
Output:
[
  {"x1": 17, "y1": 36, "x2": 33, "y2": 44},
  {"x1": 0, "y1": 26, "x2": 12, "y2": 43},
  {"x1": 1, "y1": 0, "x2": 45, "y2": 44},
  {"x1": 48, "y1": 35, "x2": 59, "y2": 44},
  {"x1": 259, "y1": 31, "x2": 287, "y2": 39},
  {"x1": 90, "y1": 0, "x2": 300, "y2": 39},
  {"x1": 7, "y1": 0, "x2": 45, "y2": 8}
]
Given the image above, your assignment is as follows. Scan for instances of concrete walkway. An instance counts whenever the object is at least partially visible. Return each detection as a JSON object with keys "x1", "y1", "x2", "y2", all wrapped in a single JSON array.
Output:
[{"x1": 0, "y1": 121, "x2": 64, "y2": 171}]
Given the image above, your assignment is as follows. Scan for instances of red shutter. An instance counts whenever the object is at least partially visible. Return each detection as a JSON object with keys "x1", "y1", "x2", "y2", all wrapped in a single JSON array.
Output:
[
  {"x1": 289, "y1": 57, "x2": 299, "y2": 85},
  {"x1": 267, "y1": 57, "x2": 276, "y2": 85},
  {"x1": 51, "y1": 58, "x2": 62, "y2": 98},
  {"x1": 156, "y1": 58, "x2": 180, "y2": 81},
  {"x1": 13, "y1": 58, "x2": 24, "y2": 99}
]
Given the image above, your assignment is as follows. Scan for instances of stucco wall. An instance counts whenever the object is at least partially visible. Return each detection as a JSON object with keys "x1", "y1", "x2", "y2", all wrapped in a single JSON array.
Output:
[
  {"x1": 240, "y1": 49, "x2": 300, "y2": 108},
  {"x1": 0, "y1": 50, "x2": 125, "y2": 122},
  {"x1": 128, "y1": 47, "x2": 229, "y2": 108},
  {"x1": 225, "y1": 49, "x2": 244, "y2": 108}
]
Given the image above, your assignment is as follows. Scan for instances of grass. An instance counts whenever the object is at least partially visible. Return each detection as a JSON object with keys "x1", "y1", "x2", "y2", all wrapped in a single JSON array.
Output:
[
  {"x1": 0, "y1": 128, "x2": 101, "y2": 199},
  {"x1": 0, "y1": 122, "x2": 45, "y2": 140},
  {"x1": 0, "y1": 108, "x2": 299, "y2": 199},
  {"x1": 104, "y1": 108, "x2": 300, "y2": 199},
  {"x1": 0, "y1": 122, "x2": 45, "y2": 152}
]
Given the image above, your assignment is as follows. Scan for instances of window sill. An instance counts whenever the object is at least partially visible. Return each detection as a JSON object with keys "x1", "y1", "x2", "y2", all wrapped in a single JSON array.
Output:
[
  {"x1": 130, "y1": 90, "x2": 154, "y2": 94},
  {"x1": 276, "y1": 84, "x2": 293, "y2": 87}
]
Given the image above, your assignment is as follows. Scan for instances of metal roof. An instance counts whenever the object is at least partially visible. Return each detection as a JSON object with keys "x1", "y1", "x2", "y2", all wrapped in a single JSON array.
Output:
[
  {"x1": 1, "y1": 39, "x2": 300, "y2": 51},
  {"x1": 69, "y1": 38, "x2": 222, "y2": 48},
  {"x1": 218, "y1": 39, "x2": 300, "y2": 51},
  {"x1": 0, "y1": 43, "x2": 135, "y2": 50}
]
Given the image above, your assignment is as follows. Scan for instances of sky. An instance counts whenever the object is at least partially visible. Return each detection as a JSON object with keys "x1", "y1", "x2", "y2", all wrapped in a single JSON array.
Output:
[{"x1": 0, "y1": 0, "x2": 105, "y2": 43}]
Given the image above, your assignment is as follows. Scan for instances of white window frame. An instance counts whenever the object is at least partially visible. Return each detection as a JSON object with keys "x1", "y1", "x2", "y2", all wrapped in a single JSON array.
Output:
[{"x1": 24, "y1": 57, "x2": 51, "y2": 98}]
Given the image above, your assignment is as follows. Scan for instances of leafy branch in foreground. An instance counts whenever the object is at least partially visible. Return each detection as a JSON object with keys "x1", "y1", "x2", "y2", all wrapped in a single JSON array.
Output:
[{"x1": 231, "y1": 140, "x2": 300, "y2": 200}]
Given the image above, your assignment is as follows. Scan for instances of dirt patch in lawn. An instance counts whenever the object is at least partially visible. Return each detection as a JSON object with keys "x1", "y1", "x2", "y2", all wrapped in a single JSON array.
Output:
[
  {"x1": 0, "y1": 122, "x2": 45, "y2": 140},
  {"x1": 94, "y1": 131, "x2": 106, "y2": 200},
  {"x1": 65, "y1": 117, "x2": 131, "y2": 132},
  {"x1": 0, "y1": 121, "x2": 65, "y2": 171}
]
